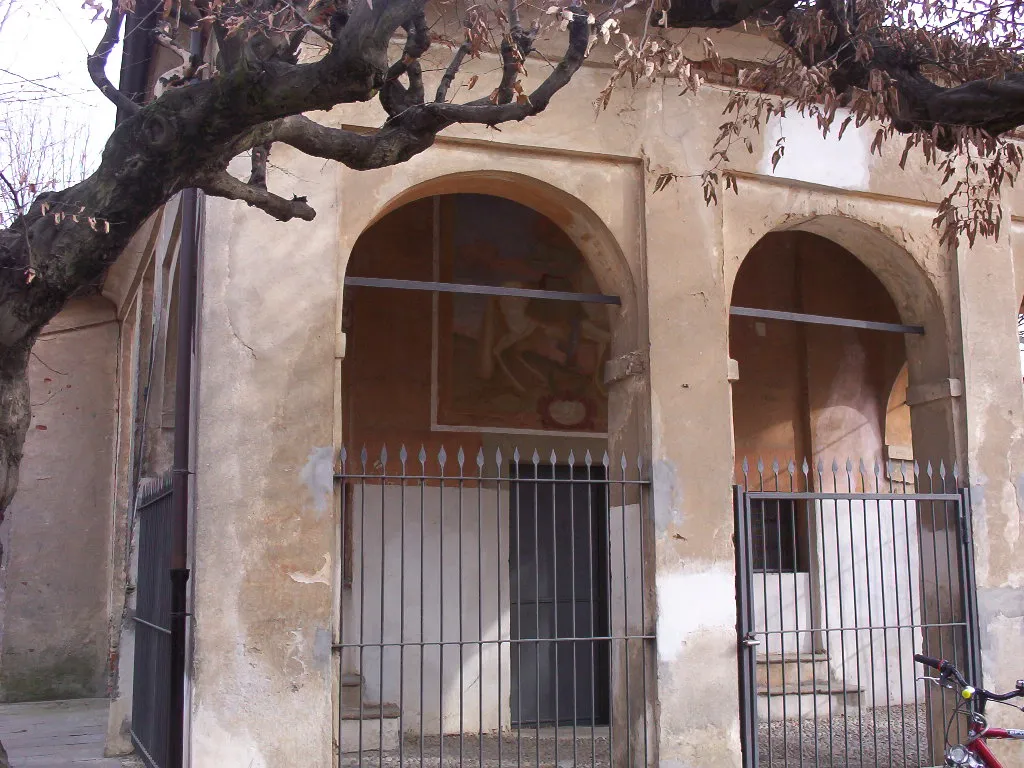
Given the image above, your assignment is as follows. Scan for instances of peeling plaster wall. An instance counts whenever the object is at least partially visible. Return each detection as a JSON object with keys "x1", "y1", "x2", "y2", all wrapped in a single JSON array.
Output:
[
  {"x1": 185, "y1": 35, "x2": 1024, "y2": 767},
  {"x1": 190, "y1": 146, "x2": 340, "y2": 768},
  {"x1": 0, "y1": 297, "x2": 118, "y2": 702},
  {"x1": 958, "y1": 229, "x2": 1024, "y2": 764}
]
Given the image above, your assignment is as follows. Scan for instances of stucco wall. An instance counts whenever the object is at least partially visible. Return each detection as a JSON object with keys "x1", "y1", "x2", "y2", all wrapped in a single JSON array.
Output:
[
  {"x1": 183, "y1": 26, "x2": 1024, "y2": 767},
  {"x1": 0, "y1": 297, "x2": 119, "y2": 701}
]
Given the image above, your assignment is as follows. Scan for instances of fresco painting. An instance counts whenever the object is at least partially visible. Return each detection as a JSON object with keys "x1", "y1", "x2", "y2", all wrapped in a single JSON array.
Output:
[{"x1": 435, "y1": 195, "x2": 610, "y2": 433}]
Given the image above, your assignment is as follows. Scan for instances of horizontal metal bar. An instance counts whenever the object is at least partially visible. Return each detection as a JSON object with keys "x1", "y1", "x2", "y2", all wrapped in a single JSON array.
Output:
[
  {"x1": 333, "y1": 635, "x2": 656, "y2": 649},
  {"x1": 731, "y1": 305, "x2": 925, "y2": 334},
  {"x1": 132, "y1": 616, "x2": 172, "y2": 635},
  {"x1": 335, "y1": 473, "x2": 649, "y2": 484},
  {"x1": 345, "y1": 276, "x2": 621, "y2": 305},
  {"x1": 752, "y1": 620, "x2": 967, "y2": 635},
  {"x1": 745, "y1": 490, "x2": 960, "y2": 501}
]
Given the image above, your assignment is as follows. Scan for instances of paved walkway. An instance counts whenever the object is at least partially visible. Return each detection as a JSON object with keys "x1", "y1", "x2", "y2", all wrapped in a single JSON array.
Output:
[{"x1": 0, "y1": 699, "x2": 137, "y2": 768}]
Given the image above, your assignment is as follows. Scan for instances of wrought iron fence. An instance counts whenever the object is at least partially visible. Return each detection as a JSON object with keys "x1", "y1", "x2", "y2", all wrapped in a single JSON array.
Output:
[
  {"x1": 131, "y1": 478, "x2": 174, "y2": 768},
  {"x1": 735, "y1": 458, "x2": 980, "y2": 768},
  {"x1": 335, "y1": 444, "x2": 655, "y2": 767}
]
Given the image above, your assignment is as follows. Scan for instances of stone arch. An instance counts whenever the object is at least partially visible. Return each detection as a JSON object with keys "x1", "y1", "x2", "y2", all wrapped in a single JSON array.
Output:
[
  {"x1": 335, "y1": 175, "x2": 653, "y2": 762},
  {"x1": 360, "y1": 171, "x2": 638, "y2": 317},
  {"x1": 729, "y1": 212, "x2": 958, "y2": 467},
  {"x1": 340, "y1": 171, "x2": 646, "y2": 457}
]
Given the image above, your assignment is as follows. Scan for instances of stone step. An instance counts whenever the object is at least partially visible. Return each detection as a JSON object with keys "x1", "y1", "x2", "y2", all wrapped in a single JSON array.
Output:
[
  {"x1": 756, "y1": 686, "x2": 862, "y2": 722},
  {"x1": 341, "y1": 702, "x2": 401, "y2": 720},
  {"x1": 339, "y1": 704, "x2": 401, "y2": 754},
  {"x1": 756, "y1": 652, "x2": 830, "y2": 689},
  {"x1": 341, "y1": 673, "x2": 363, "y2": 709}
]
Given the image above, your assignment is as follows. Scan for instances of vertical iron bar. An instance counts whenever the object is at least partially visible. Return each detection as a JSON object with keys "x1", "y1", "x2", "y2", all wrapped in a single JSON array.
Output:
[
  {"x1": 380, "y1": 452, "x2": 387, "y2": 764},
  {"x1": 734, "y1": 486, "x2": 757, "y2": 768},
  {"x1": 814, "y1": 489, "x2": 836, "y2": 768},
  {"x1": 339, "y1": 475, "x2": 348, "y2": 758},
  {"x1": 569, "y1": 455, "x2": 579, "y2": 767},
  {"x1": 419, "y1": 451, "x2": 426, "y2": 765},
  {"x1": 941, "y1": 495, "x2": 960, "y2": 742},
  {"x1": 621, "y1": 456, "x2": 631, "y2": 768},
  {"x1": 514, "y1": 454, "x2": 523, "y2": 768},
  {"x1": 775, "y1": 495, "x2": 788, "y2": 766},
  {"x1": 926, "y1": 496, "x2": 949, "y2": 742},
  {"x1": 604, "y1": 455, "x2": 615, "y2": 768},
  {"x1": 458, "y1": 454, "x2": 465, "y2": 767},
  {"x1": 439, "y1": 451, "x2": 446, "y2": 767},
  {"x1": 399, "y1": 453, "x2": 406, "y2": 768},
  {"x1": 830, "y1": 465, "x2": 851, "y2": 766},
  {"x1": 789, "y1": 494, "x2": 804, "y2": 768},
  {"x1": 890, "y1": 491, "x2": 910, "y2": 768},
  {"x1": 758, "y1": 485, "x2": 773, "y2": 767},
  {"x1": 587, "y1": 453, "x2": 597, "y2": 768},
  {"x1": 845, "y1": 490, "x2": 865, "y2": 768},
  {"x1": 875, "y1": 492, "x2": 893, "y2": 768},
  {"x1": 533, "y1": 454, "x2": 542, "y2": 767},
  {"x1": 551, "y1": 455, "x2": 560, "y2": 768},
  {"x1": 496, "y1": 452, "x2": 504, "y2": 768},
  {"x1": 358, "y1": 459, "x2": 367, "y2": 763},
  {"x1": 957, "y1": 488, "x2": 982, "y2": 687},
  {"x1": 911, "y1": 482, "x2": 933, "y2": 764},
  {"x1": 639, "y1": 459, "x2": 650, "y2": 768},
  {"x1": 477, "y1": 452, "x2": 484, "y2": 768},
  {"x1": 861, "y1": 487, "x2": 880, "y2": 768}
]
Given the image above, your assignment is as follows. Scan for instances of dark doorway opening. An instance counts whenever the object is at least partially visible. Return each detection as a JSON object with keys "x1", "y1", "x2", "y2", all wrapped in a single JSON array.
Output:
[{"x1": 509, "y1": 463, "x2": 611, "y2": 728}]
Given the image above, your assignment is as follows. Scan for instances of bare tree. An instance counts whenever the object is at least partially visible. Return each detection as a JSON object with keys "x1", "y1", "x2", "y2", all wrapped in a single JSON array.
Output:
[
  {"x1": 0, "y1": 0, "x2": 1023, "y2": 523},
  {"x1": 0, "y1": 106, "x2": 90, "y2": 227}
]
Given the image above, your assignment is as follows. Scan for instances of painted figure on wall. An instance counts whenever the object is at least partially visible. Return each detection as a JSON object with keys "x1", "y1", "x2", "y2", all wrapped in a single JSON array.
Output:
[{"x1": 435, "y1": 195, "x2": 610, "y2": 433}]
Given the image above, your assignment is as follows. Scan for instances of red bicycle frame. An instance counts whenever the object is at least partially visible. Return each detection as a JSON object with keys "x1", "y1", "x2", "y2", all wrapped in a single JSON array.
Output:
[{"x1": 964, "y1": 725, "x2": 1024, "y2": 767}]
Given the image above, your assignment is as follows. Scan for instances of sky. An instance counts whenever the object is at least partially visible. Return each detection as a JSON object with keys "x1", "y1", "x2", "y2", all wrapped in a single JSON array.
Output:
[{"x1": 0, "y1": 0, "x2": 122, "y2": 173}]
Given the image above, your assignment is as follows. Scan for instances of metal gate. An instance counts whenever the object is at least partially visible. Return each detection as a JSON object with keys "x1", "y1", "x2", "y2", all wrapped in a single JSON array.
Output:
[
  {"x1": 735, "y1": 458, "x2": 981, "y2": 768},
  {"x1": 130, "y1": 478, "x2": 174, "y2": 768},
  {"x1": 335, "y1": 445, "x2": 655, "y2": 767}
]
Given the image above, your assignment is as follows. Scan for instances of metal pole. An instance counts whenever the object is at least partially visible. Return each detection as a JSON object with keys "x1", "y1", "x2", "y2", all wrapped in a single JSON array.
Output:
[
  {"x1": 169, "y1": 183, "x2": 198, "y2": 768},
  {"x1": 169, "y1": 30, "x2": 202, "y2": 757}
]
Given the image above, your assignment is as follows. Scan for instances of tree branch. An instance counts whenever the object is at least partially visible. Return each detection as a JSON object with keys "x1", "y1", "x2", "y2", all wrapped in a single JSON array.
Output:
[
  {"x1": 199, "y1": 170, "x2": 315, "y2": 221},
  {"x1": 268, "y1": 5, "x2": 589, "y2": 173},
  {"x1": 87, "y1": 9, "x2": 139, "y2": 115},
  {"x1": 435, "y1": 41, "x2": 472, "y2": 103},
  {"x1": 380, "y1": 13, "x2": 430, "y2": 117}
]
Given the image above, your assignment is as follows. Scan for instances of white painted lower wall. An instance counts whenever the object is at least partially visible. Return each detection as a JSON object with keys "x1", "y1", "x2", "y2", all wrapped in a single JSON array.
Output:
[
  {"x1": 753, "y1": 500, "x2": 926, "y2": 706},
  {"x1": 817, "y1": 499, "x2": 924, "y2": 705},
  {"x1": 343, "y1": 485, "x2": 644, "y2": 735}
]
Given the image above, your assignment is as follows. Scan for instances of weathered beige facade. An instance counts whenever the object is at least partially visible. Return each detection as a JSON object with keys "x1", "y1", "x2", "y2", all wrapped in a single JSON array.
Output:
[{"x1": 2, "y1": 17, "x2": 1024, "y2": 768}]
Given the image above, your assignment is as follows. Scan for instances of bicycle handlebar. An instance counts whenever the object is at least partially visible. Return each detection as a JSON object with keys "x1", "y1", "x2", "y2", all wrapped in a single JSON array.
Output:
[
  {"x1": 915, "y1": 654, "x2": 1024, "y2": 703},
  {"x1": 915, "y1": 654, "x2": 945, "y2": 672}
]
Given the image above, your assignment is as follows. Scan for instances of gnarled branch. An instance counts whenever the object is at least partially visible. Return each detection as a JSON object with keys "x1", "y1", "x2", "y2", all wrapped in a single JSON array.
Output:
[{"x1": 199, "y1": 170, "x2": 315, "y2": 221}]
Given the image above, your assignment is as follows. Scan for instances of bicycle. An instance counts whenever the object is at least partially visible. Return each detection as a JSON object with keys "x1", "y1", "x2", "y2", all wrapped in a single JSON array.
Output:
[{"x1": 914, "y1": 653, "x2": 1024, "y2": 766}]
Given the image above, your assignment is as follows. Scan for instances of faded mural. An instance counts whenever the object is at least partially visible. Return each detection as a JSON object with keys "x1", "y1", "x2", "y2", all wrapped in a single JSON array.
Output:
[{"x1": 434, "y1": 195, "x2": 610, "y2": 433}]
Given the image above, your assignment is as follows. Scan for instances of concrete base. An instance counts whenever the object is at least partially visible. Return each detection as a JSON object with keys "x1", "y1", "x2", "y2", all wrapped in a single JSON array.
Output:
[
  {"x1": 0, "y1": 699, "x2": 136, "y2": 767},
  {"x1": 340, "y1": 705, "x2": 401, "y2": 754}
]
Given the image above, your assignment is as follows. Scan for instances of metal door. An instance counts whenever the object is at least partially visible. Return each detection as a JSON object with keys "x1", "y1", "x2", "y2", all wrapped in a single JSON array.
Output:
[
  {"x1": 509, "y1": 464, "x2": 610, "y2": 727},
  {"x1": 734, "y1": 459, "x2": 981, "y2": 768}
]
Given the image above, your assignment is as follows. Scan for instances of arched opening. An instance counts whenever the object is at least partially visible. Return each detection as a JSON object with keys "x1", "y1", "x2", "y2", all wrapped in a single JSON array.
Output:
[
  {"x1": 885, "y1": 364, "x2": 913, "y2": 468},
  {"x1": 730, "y1": 229, "x2": 962, "y2": 765},
  {"x1": 731, "y1": 231, "x2": 911, "y2": 473},
  {"x1": 336, "y1": 192, "x2": 650, "y2": 765}
]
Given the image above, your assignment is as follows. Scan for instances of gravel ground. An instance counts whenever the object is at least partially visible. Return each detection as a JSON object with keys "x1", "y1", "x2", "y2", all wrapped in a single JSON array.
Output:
[
  {"x1": 341, "y1": 729, "x2": 615, "y2": 768},
  {"x1": 758, "y1": 704, "x2": 940, "y2": 768}
]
